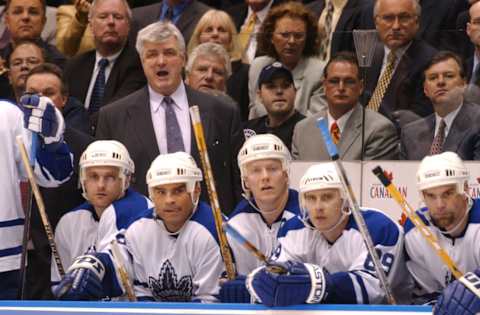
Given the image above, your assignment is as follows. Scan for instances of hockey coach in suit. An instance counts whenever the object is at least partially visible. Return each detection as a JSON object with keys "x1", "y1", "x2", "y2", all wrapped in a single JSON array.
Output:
[{"x1": 96, "y1": 21, "x2": 243, "y2": 214}]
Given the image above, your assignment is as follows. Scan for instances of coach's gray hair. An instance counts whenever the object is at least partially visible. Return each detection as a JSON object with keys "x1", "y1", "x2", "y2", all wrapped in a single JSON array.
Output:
[
  {"x1": 373, "y1": 0, "x2": 421, "y2": 17},
  {"x1": 136, "y1": 21, "x2": 186, "y2": 56},
  {"x1": 88, "y1": 0, "x2": 133, "y2": 22},
  {"x1": 186, "y1": 43, "x2": 232, "y2": 77}
]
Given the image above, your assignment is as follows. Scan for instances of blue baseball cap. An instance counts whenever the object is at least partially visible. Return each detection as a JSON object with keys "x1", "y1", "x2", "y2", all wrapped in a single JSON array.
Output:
[{"x1": 257, "y1": 62, "x2": 294, "y2": 89}]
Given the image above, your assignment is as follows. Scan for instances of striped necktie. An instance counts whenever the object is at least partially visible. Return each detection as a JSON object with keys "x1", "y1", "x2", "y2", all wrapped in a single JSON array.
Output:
[{"x1": 367, "y1": 51, "x2": 397, "y2": 112}]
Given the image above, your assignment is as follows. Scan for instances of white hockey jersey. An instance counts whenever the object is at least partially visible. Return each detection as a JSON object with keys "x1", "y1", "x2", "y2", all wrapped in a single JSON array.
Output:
[
  {"x1": 404, "y1": 199, "x2": 480, "y2": 303},
  {"x1": 227, "y1": 189, "x2": 301, "y2": 275},
  {"x1": 273, "y1": 208, "x2": 411, "y2": 304},
  {"x1": 51, "y1": 189, "x2": 152, "y2": 285},
  {"x1": 0, "y1": 100, "x2": 72, "y2": 273},
  {"x1": 103, "y1": 201, "x2": 225, "y2": 302}
]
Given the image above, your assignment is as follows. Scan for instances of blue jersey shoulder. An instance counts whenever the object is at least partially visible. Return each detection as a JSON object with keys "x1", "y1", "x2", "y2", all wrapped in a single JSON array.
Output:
[
  {"x1": 229, "y1": 189, "x2": 300, "y2": 219},
  {"x1": 112, "y1": 189, "x2": 150, "y2": 230},
  {"x1": 348, "y1": 209, "x2": 400, "y2": 246},
  {"x1": 277, "y1": 215, "x2": 305, "y2": 238},
  {"x1": 191, "y1": 201, "x2": 221, "y2": 246}
]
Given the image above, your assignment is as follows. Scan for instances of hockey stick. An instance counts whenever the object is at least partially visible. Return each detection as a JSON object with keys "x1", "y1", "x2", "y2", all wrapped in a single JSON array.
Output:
[
  {"x1": 110, "y1": 239, "x2": 137, "y2": 301},
  {"x1": 16, "y1": 136, "x2": 65, "y2": 278},
  {"x1": 17, "y1": 134, "x2": 38, "y2": 299},
  {"x1": 372, "y1": 166, "x2": 480, "y2": 299},
  {"x1": 223, "y1": 223, "x2": 286, "y2": 274},
  {"x1": 316, "y1": 118, "x2": 396, "y2": 304},
  {"x1": 189, "y1": 106, "x2": 236, "y2": 280}
]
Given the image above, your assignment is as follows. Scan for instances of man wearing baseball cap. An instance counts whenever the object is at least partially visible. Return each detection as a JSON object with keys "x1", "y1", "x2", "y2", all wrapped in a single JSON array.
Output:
[{"x1": 242, "y1": 62, "x2": 305, "y2": 149}]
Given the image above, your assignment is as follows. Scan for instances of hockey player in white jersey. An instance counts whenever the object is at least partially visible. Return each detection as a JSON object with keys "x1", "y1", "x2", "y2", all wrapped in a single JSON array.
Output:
[
  {"x1": 0, "y1": 94, "x2": 73, "y2": 299},
  {"x1": 51, "y1": 140, "x2": 152, "y2": 291},
  {"x1": 246, "y1": 162, "x2": 410, "y2": 306},
  {"x1": 54, "y1": 152, "x2": 225, "y2": 302},
  {"x1": 404, "y1": 152, "x2": 480, "y2": 305},
  {"x1": 219, "y1": 134, "x2": 301, "y2": 302}
]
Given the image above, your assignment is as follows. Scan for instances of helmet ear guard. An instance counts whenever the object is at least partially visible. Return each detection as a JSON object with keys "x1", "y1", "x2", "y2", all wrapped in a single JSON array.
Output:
[
  {"x1": 79, "y1": 140, "x2": 135, "y2": 199},
  {"x1": 416, "y1": 152, "x2": 469, "y2": 198},
  {"x1": 237, "y1": 134, "x2": 291, "y2": 198},
  {"x1": 146, "y1": 152, "x2": 203, "y2": 209}
]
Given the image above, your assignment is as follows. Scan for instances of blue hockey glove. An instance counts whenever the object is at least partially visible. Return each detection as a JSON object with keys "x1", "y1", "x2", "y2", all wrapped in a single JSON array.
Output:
[
  {"x1": 434, "y1": 269, "x2": 480, "y2": 315},
  {"x1": 54, "y1": 254, "x2": 106, "y2": 300},
  {"x1": 219, "y1": 275, "x2": 251, "y2": 303},
  {"x1": 21, "y1": 94, "x2": 65, "y2": 147},
  {"x1": 246, "y1": 261, "x2": 329, "y2": 307}
]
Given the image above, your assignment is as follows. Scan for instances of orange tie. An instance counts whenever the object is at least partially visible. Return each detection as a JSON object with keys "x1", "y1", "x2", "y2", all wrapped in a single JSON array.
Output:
[
  {"x1": 239, "y1": 12, "x2": 257, "y2": 52},
  {"x1": 330, "y1": 121, "x2": 341, "y2": 145}
]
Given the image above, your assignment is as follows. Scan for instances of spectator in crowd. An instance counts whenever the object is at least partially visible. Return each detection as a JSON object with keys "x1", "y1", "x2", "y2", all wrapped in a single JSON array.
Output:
[
  {"x1": 0, "y1": 3, "x2": 57, "y2": 47},
  {"x1": 455, "y1": 0, "x2": 478, "y2": 61},
  {"x1": 5, "y1": 40, "x2": 44, "y2": 102},
  {"x1": 219, "y1": 134, "x2": 301, "y2": 303},
  {"x1": 292, "y1": 52, "x2": 398, "y2": 161},
  {"x1": 55, "y1": 0, "x2": 95, "y2": 57},
  {"x1": 96, "y1": 21, "x2": 243, "y2": 214},
  {"x1": 1, "y1": 0, "x2": 65, "y2": 65},
  {"x1": 185, "y1": 42, "x2": 232, "y2": 98},
  {"x1": 23, "y1": 63, "x2": 93, "y2": 299},
  {"x1": 128, "y1": 0, "x2": 211, "y2": 49},
  {"x1": 307, "y1": 0, "x2": 366, "y2": 61},
  {"x1": 243, "y1": 62, "x2": 304, "y2": 151},
  {"x1": 362, "y1": 0, "x2": 437, "y2": 122},
  {"x1": 187, "y1": 9, "x2": 250, "y2": 120},
  {"x1": 0, "y1": 92, "x2": 73, "y2": 299},
  {"x1": 400, "y1": 51, "x2": 480, "y2": 160},
  {"x1": 466, "y1": 1, "x2": 480, "y2": 84},
  {"x1": 226, "y1": 0, "x2": 285, "y2": 64},
  {"x1": 248, "y1": 1, "x2": 326, "y2": 119},
  {"x1": 63, "y1": 0, "x2": 146, "y2": 135},
  {"x1": 404, "y1": 152, "x2": 480, "y2": 304}
]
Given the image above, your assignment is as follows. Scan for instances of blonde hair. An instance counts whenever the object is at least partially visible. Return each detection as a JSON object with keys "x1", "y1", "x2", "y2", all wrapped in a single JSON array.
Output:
[{"x1": 187, "y1": 9, "x2": 242, "y2": 62}]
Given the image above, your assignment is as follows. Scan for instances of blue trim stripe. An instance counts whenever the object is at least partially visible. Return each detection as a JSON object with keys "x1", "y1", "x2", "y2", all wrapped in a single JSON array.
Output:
[
  {"x1": 352, "y1": 271, "x2": 369, "y2": 304},
  {"x1": 0, "y1": 218, "x2": 24, "y2": 228},
  {"x1": 0, "y1": 245, "x2": 22, "y2": 258}
]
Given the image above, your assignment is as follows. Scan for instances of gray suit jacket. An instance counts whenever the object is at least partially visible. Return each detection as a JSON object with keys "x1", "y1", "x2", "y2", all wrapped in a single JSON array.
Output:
[
  {"x1": 248, "y1": 56, "x2": 327, "y2": 119},
  {"x1": 292, "y1": 104, "x2": 399, "y2": 161},
  {"x1": 400, "y1": 102, "x2": 480, "y2": 160},
  {"x1": 96, "y1": 84, "x2": 243, "y2": 214}
]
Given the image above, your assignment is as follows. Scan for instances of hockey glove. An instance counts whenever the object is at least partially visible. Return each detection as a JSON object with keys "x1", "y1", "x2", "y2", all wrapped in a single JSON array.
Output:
[
  {"x1": 54, "y1": 254, "x2": 106, "y2": 300},
  {"x1": 21, "y1": 94, "x2": 65, "y2": 149},
  {"x1": 219, "y1": 275, "x2": 251, "y2": 303},
  {"x1": 434, "y1": 269, "x2": 480, "y2": 315},
  {"x1": 246, "y1": 261, "x2": 329, "y2": 307}
]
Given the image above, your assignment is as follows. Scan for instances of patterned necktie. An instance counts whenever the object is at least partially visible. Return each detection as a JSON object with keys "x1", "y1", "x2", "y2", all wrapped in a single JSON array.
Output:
[
  {"x1": 367, "y1": 51, "x2": 397, "y2": 112},
  {"x1": 320, "y1": 0, "x2": 334, "y2": 60},
  {"x1": 429, "y1": 119, "x2": 446, "y2": 155},
  {"x1": 89, "y1": 58, "x2": 109, "y2": 114},
  {"x1": 164, "y1": 96, "x2": 185, "y2": 153},
  {"x1": 164, "y1": 5, "x2": 174, "y2": 21},
  {"x1": 330, "y1": 121, "x2": 341, "y2": 145},
  {"x1": 239, "y1": 12, "x2": 256, "y2": 53}
]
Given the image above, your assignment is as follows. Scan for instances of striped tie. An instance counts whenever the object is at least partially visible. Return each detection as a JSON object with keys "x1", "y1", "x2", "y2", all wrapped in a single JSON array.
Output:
[
  {"x1": 89, "y1": 58, "x2": 109, "y2": 114},
  {"x1": 320, "y1": 0, "x2": 334, "y2": 60},
  {"x1": 330, "y1": 121, "x2": 341, "y2": 145},
  {"x1": 367, "y1": 51, "x2": 397, "y2": 112}
]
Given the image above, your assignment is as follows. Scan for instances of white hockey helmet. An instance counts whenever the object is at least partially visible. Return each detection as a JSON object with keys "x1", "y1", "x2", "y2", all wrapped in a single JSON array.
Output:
[
  {"x1": 298, "y1": 163, "x2": 345, "y2": 218},
  {"x1": 238, "y1": 134, "x2": 291, "y2": 194},
  {"x1": 79, "y1": 140, "x2": 134, "y2": 198},
  {"x1": 146, "y1": 152, "x2": 203, "y2": 204},
  {"x1": 416, "y1": 152, "x2": 469, "y2": 194}
]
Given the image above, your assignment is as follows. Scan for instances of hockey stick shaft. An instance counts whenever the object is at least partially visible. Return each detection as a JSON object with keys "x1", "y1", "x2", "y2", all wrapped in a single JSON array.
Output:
[
  {"x1": 372, "y1": 166, "x2": 480, "y2": 298},
  {"x1": 16, "y1": 135, "x2": 65, "y2": 277},
  {"x1": 110, "y1": 240, "x2": 137, "y2": 301},
  {"x1": 17, "y1": 134, "x2": 38, "y2": 299},
  {"x1": 189, "y1": 106, "x2": 236, "y2": 280},
  {"x1": 316, "y1": 118, "x2": 396, "y2": 304}
]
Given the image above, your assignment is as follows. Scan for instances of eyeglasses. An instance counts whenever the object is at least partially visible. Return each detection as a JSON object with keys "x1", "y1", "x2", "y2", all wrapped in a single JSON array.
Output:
[
  {"x1": 274, "y1": 32, "x2": 307, "y2": 41},
  {"x1": 376, "y1": 13, "x2": 416, "y2": 25}
]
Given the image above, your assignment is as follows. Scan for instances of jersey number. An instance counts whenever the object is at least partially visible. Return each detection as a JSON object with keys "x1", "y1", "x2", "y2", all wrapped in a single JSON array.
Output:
[{"x1": 364, "y1": 249, "x2": 394, "y2": 275}]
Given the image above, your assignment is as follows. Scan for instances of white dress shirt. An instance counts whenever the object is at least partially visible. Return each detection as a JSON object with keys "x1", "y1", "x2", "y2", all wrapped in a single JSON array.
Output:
[
  {"x1": 243, "y1": 0, "x2": 273, "y2": 64},
  {"x1": 149, "y1": 82, "x2": 191, "y2": 154},
  {"x1": 328, "y1": 107, "x2": 354, "y2": 136},
  {"x1": 434, "y1": 103, "x2": 462, "y2": 140}
]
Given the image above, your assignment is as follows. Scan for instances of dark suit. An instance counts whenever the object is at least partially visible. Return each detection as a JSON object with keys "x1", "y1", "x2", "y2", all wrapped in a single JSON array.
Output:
[
  {"x1": 364, "y1": 39, "x2": 436, "y2": 120},
  {"x1": 96, "y1": 85, "x2": 243, "y2": 214},
  {"x1": 400, "y1": 102, "x2": 480, "y2": 160},
  {"x1": 129, "y1": 1, "x2": 210, "y2": 47},
  {"x1": 227, "y1": 60, "x2": 250, "y2": 121},
  {"x1": 307, "y1": 0, "x2": 366, "y2": 56},
  {"x1": 63, "y1": 45, "x2": 147, "y2": 134}
]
